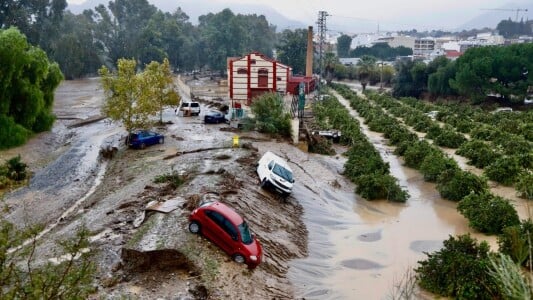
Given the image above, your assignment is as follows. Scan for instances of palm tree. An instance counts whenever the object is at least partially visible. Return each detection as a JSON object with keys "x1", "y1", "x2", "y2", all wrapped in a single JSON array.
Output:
[
  {"x1": 357, "y1": 55, "x2": 377, "y2": 92},
  {"x1": 324, "y1": 52, "x2": 338, "y2": 85}
]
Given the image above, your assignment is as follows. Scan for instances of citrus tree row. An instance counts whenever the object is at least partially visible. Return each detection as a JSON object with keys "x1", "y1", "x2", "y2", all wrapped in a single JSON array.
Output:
[
  {"x1": 312, "y1": 91, "x2": 408, "y2": 202},
  {"x1": 333, "y1": 83, "x2": 533, "y2": 299},
  {"x1": 369, "y1": 93, "x2": 532, "y2": 199}
]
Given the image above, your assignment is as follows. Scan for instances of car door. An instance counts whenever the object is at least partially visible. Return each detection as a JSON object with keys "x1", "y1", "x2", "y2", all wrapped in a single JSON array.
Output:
[{"x1": 203, "y1": 210, "x2": 233, "y2": 254}]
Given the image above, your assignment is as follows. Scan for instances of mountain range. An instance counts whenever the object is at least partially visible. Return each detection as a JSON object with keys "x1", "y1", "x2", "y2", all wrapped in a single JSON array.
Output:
[{"x1": 67, "y1": 0, "x2": 532, "y2": 33}]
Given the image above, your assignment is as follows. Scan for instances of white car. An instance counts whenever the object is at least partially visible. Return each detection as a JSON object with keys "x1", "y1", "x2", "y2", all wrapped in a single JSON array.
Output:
[
  {"x1": 256, "y1": 151, "x2": 294, "y2": 196},
  {"x1": 178, "y1": 101, "x2": 201, "y2": 116}
]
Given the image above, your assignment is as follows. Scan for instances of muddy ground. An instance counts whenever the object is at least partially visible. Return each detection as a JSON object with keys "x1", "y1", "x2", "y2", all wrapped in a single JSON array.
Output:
[{"x1": 2, "y1": 76, "x2": 527, "y2": 300}]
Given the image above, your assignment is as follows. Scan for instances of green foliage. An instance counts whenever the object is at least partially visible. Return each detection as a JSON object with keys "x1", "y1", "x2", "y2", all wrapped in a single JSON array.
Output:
[
  {"x1": 436, "y1": 169, "x2": 488, "y2": 201},
  {"x1": 420, "y1": 151, "x2": 459, "y2": 182},
  {"x1": 457, "y1": 192, "x2": 520, "y2": 234},
  {"x1": 6, "y1": 155, "x2": 28, "y2": 181},
  {"x1": 336, "y1": 34, "x2": 352, "y2": 57},
  {"x1": 403, "y1": 140, "x2": 435, "y2": 169},
  {"x1": 485, "y1": 156, "x2": 523, "y2": 186},
  {"x1": 415, "y1": 234, "x2": 499, "y2": 299},
  {"x1": 433, "y1": 126, "x2": 466, "y2": 148},
  {"x1": 349, "y1": 43, "x2": 412, "y2": 60},
  {"x1": 516, "y1": 172, "x2": 533, "y2": 200},
  {"x1": 496, "y1": 19, "x2": 533, "y2": 38},
  {"x1": 489, "y1": 253, "x2": 533, "y2": 300},
  {"x1": 392, "y1": 60, "x2": 427, "y2": 98},
  {"x1": 355, "y1": 174, "x2": 408, "y2": 202},
  {"x1": 250, "y1": 93, "x2": 291, "y2": 137},
  {"x1": 456, "y1": 139, "x2": 501, "y2": 168},
  {"x1": 0, "y1": 221, "x2": 96, "y2": 299},
  {"x1": 0, "y1": 27, "x2": 62, "y2": 149},
  {"x1": 143, "y1": 58, "x2": 180, "y2": 123},
  {"x1": 276, "y1": 28, "x2": 308, "y2": 75},
  {"x1": 154, "y1": 172, "x2": 185, "y2": 189},
  {"x1": 498, "y1": 219, "x2": 533, "y2": 267}
]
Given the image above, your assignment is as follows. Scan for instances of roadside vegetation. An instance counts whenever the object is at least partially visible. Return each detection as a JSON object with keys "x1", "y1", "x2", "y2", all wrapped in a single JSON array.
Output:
[
  {"x1": 0, "y1": 155, "x2": 29, "y2": 196},
  {"x1": 246, "y1": 93, "x2": 292, "y2": 138}
]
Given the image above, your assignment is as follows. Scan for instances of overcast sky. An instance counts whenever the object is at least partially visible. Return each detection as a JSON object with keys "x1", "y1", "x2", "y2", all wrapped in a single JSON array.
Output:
[{"x1": 67, "y1": 0, "x2": 532, "y2": 32}]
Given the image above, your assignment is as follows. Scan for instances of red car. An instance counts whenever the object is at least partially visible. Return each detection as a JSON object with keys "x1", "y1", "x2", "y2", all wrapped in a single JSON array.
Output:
[{"x1": 188, "y1": 201, "x2": 262, "y2": 268}]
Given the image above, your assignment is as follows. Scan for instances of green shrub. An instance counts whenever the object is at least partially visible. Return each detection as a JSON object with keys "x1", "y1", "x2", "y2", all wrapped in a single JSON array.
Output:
[
  {"x1": 456, "y1": 139, "x2": 501, "y2": 168},
  {"x1": 415, "y1": 234, "x2": 499, "y2": 299},
  {"x1": 516, "y1": 172, "x2": 533, "y2": 200},
  {"x1": 433, "y1": 126, "x2": 466, "y2": 148},
  {"x1": 458, "y1": 192, "x2": 520, "y2": 234},
  {"x1": 485, "y1": 156, "x2": 522, "y2": 186},
  {"x1": 470, "y1": 125, "x2": 502, "y2": 141},
  {"x1": 498, "y1": 220, "x2": 533, "y2": 266},
  {"x1": 436, "y1": 169, "x2": 488, "y2": 201},
  {"x1": 494, "y1": 135, "x2": 532, "y2": 156},
  {"x1": 425, "y1": 124, "x2": 442, "y2": 140},
  {"x1": 420, "y1": 152, "x2": 459, "y2": 182},
  {"x1": 355, "y1": 173, "x2": 408, "y2": 202},
  {"x1": 403, "y1": 140, "x2": 435, "y2": 169},
  {"x1": 154, "y1": 172, "x2": 186, "y2": 189},
  {"x1": 6, "y1": 155, "x2": 27, "y2": 181},
  {"x1": 250, "y1": 93, "x2": 292, "y2": 137},
  {"x1": 0, "y1": 115, "x2": 30, "y2": 150},
  {"x1": 31, "y1": 111, "x2": 56, "y2": 132}
]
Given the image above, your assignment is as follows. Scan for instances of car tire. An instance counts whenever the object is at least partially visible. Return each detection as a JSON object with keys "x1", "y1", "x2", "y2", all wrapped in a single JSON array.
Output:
[
  {"x1": 233, "y1": 254, "x2": 245, "y2": 264},
  {"x1": 159, "y1": 137, "x2": 164, "y2": 144},
  {"x1": 189, "y1": 221, "x2": 201, "y2": 234},
  {"x1": 260, "y1": 178, "x2": 268, "y2": 188},
  {"x1": 140, "y1": 143, "x2": 146, "y2": 149}
]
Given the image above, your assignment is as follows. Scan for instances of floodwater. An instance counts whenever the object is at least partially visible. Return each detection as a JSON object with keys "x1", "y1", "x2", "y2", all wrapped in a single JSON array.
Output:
[
  {"x1": 285, "y1": 91, "x2": 515, "y2": 299},
  {"x1": 2, "y1": 78, "x2": 528, "y2": 299}
]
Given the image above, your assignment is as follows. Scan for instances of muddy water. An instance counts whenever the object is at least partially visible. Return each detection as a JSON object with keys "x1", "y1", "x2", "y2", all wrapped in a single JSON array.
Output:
[{"x1": 283, "y1": 93, "x2": 502, "y2": 299}]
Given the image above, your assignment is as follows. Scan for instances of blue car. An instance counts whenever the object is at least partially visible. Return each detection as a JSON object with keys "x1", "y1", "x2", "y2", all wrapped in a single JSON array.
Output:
[
  {"x1": 204, "y1": 110, "x2": 227, "y2": 124},
  {"x1": 128, "y1": 130, "x2": 164, "y2": 149}
]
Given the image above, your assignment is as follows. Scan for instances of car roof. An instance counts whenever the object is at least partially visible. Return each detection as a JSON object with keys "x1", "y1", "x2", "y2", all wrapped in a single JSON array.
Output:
[{"x1": 203, "y1": 202, "x2": 244, "y2": 225}]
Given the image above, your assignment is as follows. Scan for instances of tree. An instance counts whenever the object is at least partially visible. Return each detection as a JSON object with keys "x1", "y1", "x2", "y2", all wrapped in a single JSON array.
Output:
[
  {"x1": 337, "y1": 34, "x2": 352, "y2": 57},
  {"x1": 276, "y1": 29, "x2": 308, "y2": 75},
  {"x1": 249, "y1": 93, "x2": 291, "y2": 137},
  {"x1": 356, "y1": 55, "x2": 377, "y2": 92},
  {"x1": 324, "y1": 52, "x2": 338, "y2": 84},
  {"x1": 143, "y1": 58, "x2": 180, "y2": 124},
  {"x1": 0, "y1": 218, "x2": 95, "y2": 299},
  {"x1": 99, "y1": 59, "x2": 156, "y2": 133},
  {"x1": 0, "y1": 27, "x2": 62, "y2": 149}
]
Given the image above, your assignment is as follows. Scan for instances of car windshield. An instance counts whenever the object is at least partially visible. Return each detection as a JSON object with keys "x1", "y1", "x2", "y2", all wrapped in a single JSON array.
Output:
[
  {"x1": 238, "y1": 221, "x2": 253, "y2": 245},
  {"x1": 272, "y1": 163, "x2": 293, "y2": 182}
]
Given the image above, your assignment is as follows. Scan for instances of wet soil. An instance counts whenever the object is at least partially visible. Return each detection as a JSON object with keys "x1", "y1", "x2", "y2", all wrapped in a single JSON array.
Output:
[{"x1": 2, "y1": 77, "x2": 524, "y2": 300}]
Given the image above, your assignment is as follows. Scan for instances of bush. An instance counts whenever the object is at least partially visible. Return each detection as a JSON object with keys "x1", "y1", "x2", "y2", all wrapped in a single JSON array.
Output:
[
  {"x1": 485, "y1": 156, "x2": 523, "y2": 186},
  {"x1": 424, "y1": 124, "x2": 442, "y2": 140},
  {"x1": 433, "y1": 126, "x2": 466, "y2": 148},
  {"x1": 355, "y1": 173, "x2": 408, "y2": 202},
  {"x1": 457, "y1": 192, "x2": 520, "y2": 234},
  {"x1": 415, "y1": 234, "x2": 499, "y2": 299},
  {"x1": 0, "y1": 115, "x2": 30, "y2": 150},
  {"x1": 154, "y1": 172, "x2": 185, "y2": 189},
  {"x1": 436, "y1": 169, "x2": 488, "y2": 201},
  {"x1": 516, "y1": 172, "x2": 533, "y2": 200},
  {"x1": 420, "y1": 152, "x2": 459, "y2": 182},
  {"x1": 6, "y1": 155, "x2": 28, "y2": 181},
  {"x1": 456, "y1": 139, "x2": 501, "y2": 168},
  {"x1": 403, "y1": 140, "x2": 435, "y2": 169},
  {"x1": 250, "y1": 93, "x2": 292, "y2": 137},
  {"x1": 498, "y1": 220, "x2": 533, "y2": 266}
]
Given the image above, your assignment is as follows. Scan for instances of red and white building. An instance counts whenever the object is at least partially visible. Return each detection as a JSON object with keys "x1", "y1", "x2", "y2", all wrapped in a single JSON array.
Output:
[{"x1": 227, "y1": 52, "x2": 315, "y2": 106}]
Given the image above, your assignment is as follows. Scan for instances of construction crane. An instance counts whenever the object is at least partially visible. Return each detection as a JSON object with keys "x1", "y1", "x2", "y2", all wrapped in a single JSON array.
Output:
[{"x1": 481, "y1": 8, "x2": 529, "y2": 22}]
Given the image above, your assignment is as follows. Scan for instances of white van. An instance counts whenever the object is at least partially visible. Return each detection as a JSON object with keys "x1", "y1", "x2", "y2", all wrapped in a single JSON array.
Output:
[
  {"x1": 178, "y1": 101, "x2": 201, "y2": 116},
  {"x1": 256, "y1": 151, "x2": 294, "y2": 195}
]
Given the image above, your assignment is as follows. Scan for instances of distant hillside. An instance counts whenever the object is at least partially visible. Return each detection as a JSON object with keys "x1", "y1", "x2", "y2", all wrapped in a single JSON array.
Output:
[
  {"x1": 458, "y1": 2, "x2": 533, "y2": 30},
  {"x1": 67, "y1": 0, "x2": 306, "y2": 31}
]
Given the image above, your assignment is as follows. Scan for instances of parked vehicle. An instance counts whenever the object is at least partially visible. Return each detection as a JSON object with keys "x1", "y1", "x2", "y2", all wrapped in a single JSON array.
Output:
[
  {"x1": 204, "y1": 110, "x2": 228, "y2": 124},
  {"x1": 256, "y1": 151, "x2": 295, "y2": 196},
  {"x1": 188, "y1": 201, "x2": 263, "y2": 268},
  {"x1": 178, "y1": 101, "x2": 201, "y2": 116},
  {"x1": 127, "y1": 130, "x2": 164, "y2": 149}
]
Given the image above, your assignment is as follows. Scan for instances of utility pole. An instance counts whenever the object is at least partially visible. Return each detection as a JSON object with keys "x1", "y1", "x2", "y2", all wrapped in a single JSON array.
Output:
[{"x1": 317, "y1": 11, "x2": 328, "y2": 99}]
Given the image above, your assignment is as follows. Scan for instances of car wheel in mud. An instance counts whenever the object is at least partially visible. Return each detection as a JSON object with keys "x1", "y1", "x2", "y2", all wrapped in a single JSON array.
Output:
[
  {"x1": 189, "y1": 221, "x2": 201, "y2": 234},
  {"x1": 233, "y1": 254, "x2": 245, "y2": 264},
  {"x1": 260, "y1": 178, "x2": 268, "y2": 188},
  {"x1": 159, "y1": 137, "x2": 164, "y2": 144},
  {"x1": 140, "y1": 143, "x2": 146, "y2": 149}
]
